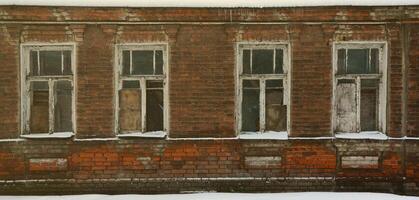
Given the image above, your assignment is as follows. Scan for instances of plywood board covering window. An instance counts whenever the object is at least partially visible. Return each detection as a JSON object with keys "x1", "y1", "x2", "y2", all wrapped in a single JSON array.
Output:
[
  {"x1": 237, "y1": 43, "x2": 290, "y2": 134},
  {"x1": 116, "y1": 44, "x2": 168, "y2": 134},
  {"x1": 333, "y1": 42, "x2": 387, "y2": 134},
  {"x1": 21, "y1": 44, "x2": 75, "y2": 134}
]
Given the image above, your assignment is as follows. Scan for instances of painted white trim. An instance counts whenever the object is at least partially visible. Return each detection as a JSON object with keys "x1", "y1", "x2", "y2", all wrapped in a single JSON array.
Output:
[
  {"x1": 236, "y1": 42, "x2": 291, "y2": 136},
  {"x1": 114, "y1": 43, "x2": 169, "y2": 135},
  {"x1": 20, "y1": 42, "x2": 77, "y2": 136},
  {"x1": 332, "y1": 41, "x2": 387, "y2": 135}
]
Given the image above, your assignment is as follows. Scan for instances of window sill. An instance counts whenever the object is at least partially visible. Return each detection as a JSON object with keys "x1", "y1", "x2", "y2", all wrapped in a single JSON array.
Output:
[
  {"x1": 239, "y1": 131, "x2": 288, "y2": 140},
  {"x1": 117, "y1": 131, "x2": 167, "y2": 139},
  {"x1": 335, "y1": 131, "x2": 387, "y2": 140},
  {"x1": 21, "y1": 132, "x2": 74, "y2": 139}
]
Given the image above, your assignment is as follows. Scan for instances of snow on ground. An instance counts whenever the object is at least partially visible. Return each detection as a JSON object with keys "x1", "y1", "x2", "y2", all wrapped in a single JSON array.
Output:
[
  {"x1": 0, "y1": 192, "x2": 418, "y2": 200},
  {"x1": 0, "y1": 0, "x2": 418, "y2": 7}
]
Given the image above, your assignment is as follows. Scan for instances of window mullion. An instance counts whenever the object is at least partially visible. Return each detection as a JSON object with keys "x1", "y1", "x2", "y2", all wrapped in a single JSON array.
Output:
[
  {"x1": 153, "y1": 50, "x2": 156, "y2": 75},
  {"x1": 141, "y1": 78, "x2": 146, "y2": 132},
  {"x1": 49, "y1": 79, "x2": 55, "y2": 133},
  {"x1": 250, "y1": 50, "x2": 253, "y2": 74},
  {"x1": 61, "y1": 51, "x2": 64, "y2": 75},
  {"x1": 273, "y1": 49, "x2": 276, "y2": 73},
  {"x1": 260, "y1": 79, "x2": 266, "y2": 133},
  {"x1": 356, "y1": 76, "x2": 361, "y2": 132},
  {"x1": 37, "y1": 50, "x2": 41, "y2": 75}
]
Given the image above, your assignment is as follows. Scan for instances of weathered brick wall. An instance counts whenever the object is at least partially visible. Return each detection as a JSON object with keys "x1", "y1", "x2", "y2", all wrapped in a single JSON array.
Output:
[{"x1": 0, "y1": 5, "x2": 417, "y2": 194}]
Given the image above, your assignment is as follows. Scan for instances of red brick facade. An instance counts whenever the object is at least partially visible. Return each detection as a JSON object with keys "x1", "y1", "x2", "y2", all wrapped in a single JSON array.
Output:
[{"x1": 0, "y1": 5, "x2": 418, "y2": 195}]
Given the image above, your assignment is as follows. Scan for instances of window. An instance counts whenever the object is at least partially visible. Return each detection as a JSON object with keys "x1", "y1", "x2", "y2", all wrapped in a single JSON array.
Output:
[
  {"x1": 333, "y1": 42, "x2": 387, "y2": 133},
  {"x1": 116, "y1": 44, "x2": 168, "y2": 134},
  {"x1": 21, "y1": 44, "x2": 75, "y2": 134},
  {"x1": 237, "y1": 43, "x2": 290, "y2": 134}
]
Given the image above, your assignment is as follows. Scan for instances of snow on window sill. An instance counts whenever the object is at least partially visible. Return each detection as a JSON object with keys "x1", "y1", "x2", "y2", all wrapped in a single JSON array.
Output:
[
  {"x1": 117, "y1": 131, "x2": 167, "y2": 139},
  {"x1": 335, "y1": 131, "x2": 388, "y2": 140},
  {"x1": 239, "y1": 131, "x2": 288, "y2": 140},
  {"x1": 21, "y1": 132, "x2": 74, "y2": 139}
]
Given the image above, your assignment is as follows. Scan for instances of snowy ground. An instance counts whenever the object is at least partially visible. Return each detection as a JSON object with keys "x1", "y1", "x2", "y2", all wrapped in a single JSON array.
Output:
[{"x1": 0, "y1": 192, "x2": 418, "y2": 200}]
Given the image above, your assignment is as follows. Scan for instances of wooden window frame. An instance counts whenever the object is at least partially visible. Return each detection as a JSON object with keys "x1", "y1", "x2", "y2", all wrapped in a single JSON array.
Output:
[
  {"x1": 20, "y1": 43, "x2": 76, "y2": 135},
  {"x1": 236, "y1": 42, "x2": 291, "y2": 135},
  {"x1": 114, "y1": 43, "x2": 169, "y2": 134},
  {"x1": 332, "y1": 42, "x2": 388, "y2": 134}
]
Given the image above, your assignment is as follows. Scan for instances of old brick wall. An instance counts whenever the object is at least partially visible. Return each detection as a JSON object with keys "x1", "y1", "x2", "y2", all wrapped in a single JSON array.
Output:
[{"x1": 0, "y1": 5, "x2": 417, "y2": 194}]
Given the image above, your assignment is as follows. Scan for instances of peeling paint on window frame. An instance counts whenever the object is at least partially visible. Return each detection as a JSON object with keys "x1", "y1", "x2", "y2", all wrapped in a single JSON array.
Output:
[
  {"x1": 114, "y1": 43, "x2": 169, "y2": 135},
  {"x1": 332, "y1": 41, "x2": 388, "y2": 135},
  {"x1": 20, "y1": 43, "x2": 77, "y2": 135},
  {"x1": 235, "y1": 42, "x2": 291, "y2": 135}
]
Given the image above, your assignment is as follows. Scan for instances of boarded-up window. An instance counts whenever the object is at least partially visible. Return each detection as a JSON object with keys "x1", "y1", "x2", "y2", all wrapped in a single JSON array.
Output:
[
  {"x1": 118, "y1": 45, "x2": 166, "y2": 133},
  {"x1": 334, "y1": 44, "x2": 384, "y2": 133},
  {"x1": 335, "y1": 79, "x2": 357, "y2": 133},
  {"x1": 265, "y1": 80, "x2": 286, "y2": 131},
  {"x1": 119, "y1": 80, "x2": 141, "y2": 132},
  {"x1": 30, "y1": 81, "x2": 49, "y2": 133}
]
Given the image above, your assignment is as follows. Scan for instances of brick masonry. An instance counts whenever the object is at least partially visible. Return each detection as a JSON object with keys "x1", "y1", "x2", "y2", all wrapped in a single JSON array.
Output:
[{"x1": 0, "y1": 5, "x2": 418, "y2": 195}]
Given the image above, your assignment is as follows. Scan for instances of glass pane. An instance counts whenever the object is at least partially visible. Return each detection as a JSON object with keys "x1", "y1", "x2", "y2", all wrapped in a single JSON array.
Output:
[
  {"x1": 30, "y1": 81, "x2": 49, "y2": 133},
  {"x1": 361, "y1": 79, "x2": 379, "y2": 131},
  {"x1": 265, "y1": 80, "x2": 286, "y2": 131},
  {"x1": 54, "y1": 81, "x2": 72, "y2": 132},
  {"x1": 242, "y1": 50, "x2": 251, "y2": 74},
  {"x1": 122, "y1": 50, "x2": 131, "y2": 75},
  {"x1": 155, "y1": 50, "x2": 163, "y2": 75},
  {"x1": 63, "y1": 50, "x2": 72, "y2": 75},
  {"x1": 122, "y1": 80, "x2": 140, "y2": 89},
  {"x1": 241, "y1": 80, "x2": 260, "y2": 131},
  {"x1": 146, "y1": 89, "x2": 164, "y2": 131},
  {"x1": 335, "y1": 79, "x2": 357, "y2": 133},
  {"x1": 146, "y1": 80, "x2": 163, "y2": 89},
  {"x1": 337, "y1": 49, "x2": 346, "y2": 75},
  {"x1": 132, "y1": 50, "x2": 154, "y2": 75},
  {"x1": 370, "y1": 48, "x2": 379, "y2": 74},
  {"x1": 30, "y1": 51, "x2": 39, "y2": 76},
  {"x1": 119, "y1": 88, "x2": 141, "y2": 132},
  {"x1": 40, "y1": 51, "x2": 62, "y2": 75},
  {"x1": 252, "y1": 49, "x2": 274, "y2": 74},
  {"x1": 275, "y1": 49, "x2": 284, "y2": 74},
  {"x1": 347, "y1": 49, "x2": 369, "y2": 74}
]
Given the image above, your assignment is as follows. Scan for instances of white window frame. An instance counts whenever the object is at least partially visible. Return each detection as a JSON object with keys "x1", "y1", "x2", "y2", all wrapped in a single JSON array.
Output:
[
  {"x1": 332, "y1": 41, "x2": 388, "y2": 134},
  {"x1": 236, "y1": 42, "x2": 291, "y2": 135},
  {"x1": 114, "y1": 43, "x2": 169, "y2": 134},
  {"x1": 20, "y1": 43, "x2": 76, "y2": 135}
]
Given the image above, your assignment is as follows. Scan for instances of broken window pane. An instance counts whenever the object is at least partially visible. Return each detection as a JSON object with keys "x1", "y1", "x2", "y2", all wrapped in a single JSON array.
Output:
[
  {"x1": 242, "y1": 50, "x2": 251, "y2": 74},
  {"x1": 337, "y1": 49, "x2": 346, "y2": 75},
  {"x1": 146, "y1": 81, "x2": 164, "y2": 131},
  {"x1": 252, "y1": 49, "x2": 274, "y2": 74},
  {"x1": 40, "y1": 51, "x2": 62, "y2": 75},
  {"x1": 335, "y1": 79, "x2": 357, "y2": 133},
  {"x1": 265, "y1": 79, "x2": 286, "y2": 131},
  {"x1": 361, "y1": 79, "x2": 379, "y2": 131},
  {"x1": 122, "y1": 50, "x2": 131, "y2": 75},
  {"x1": 132, "y1": 50, "x2": 154, "y2": 75},
  {"x1": 62, "y1": 51, "x2": 72, "y2": 75},
  {"x1": 119, "y1": 86, "x2": 141, "y2": 132},
  {"x1": 347, "y1": 49, "x2": 369, "y2": 74},
  {"x1": 30, "y1": 81, "x2": 49, "y2": 133},
  {"x1": 155, "y1": 50, "x2": 164, "y2": 75},
  {"x1": 30, "y1": 51, "x2": 39, "y2": 76},
  {"x1": 54, "y1": 81, "x2": 72, "y2": 132},
  {"x1": 275, "y1": 49, "x2": 284, "y2": 74},
  {"x1": 241, "y1": 80, "x2": 260, "y2": 131}
]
